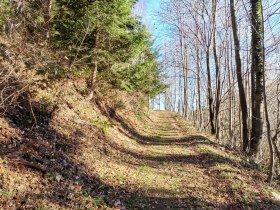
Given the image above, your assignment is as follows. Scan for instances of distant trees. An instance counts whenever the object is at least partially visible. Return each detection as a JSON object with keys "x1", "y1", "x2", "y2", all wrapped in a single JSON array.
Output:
[{"x1": 157, "y1": 0, "x2": 280, "y2": 180}]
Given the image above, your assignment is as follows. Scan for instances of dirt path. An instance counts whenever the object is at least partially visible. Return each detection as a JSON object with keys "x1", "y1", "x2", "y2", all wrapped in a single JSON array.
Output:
[
  {"x1": 1, "y1": 108, "x2": 277, "y2": 209},
  {"x1": 101, "y1": 111, "x2": 277, "y2": 209}
]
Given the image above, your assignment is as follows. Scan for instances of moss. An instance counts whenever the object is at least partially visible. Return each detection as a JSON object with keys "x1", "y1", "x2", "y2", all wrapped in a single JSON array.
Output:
[
  {"x1": 0, "y1": 188, "x2": 14, "y2": 199},
  {"x1": 137, "y1": 164, "x2": 151, "y2": 175},
  {"x1": 90, "y1": 117, "x2": 113, "y2": 134}
]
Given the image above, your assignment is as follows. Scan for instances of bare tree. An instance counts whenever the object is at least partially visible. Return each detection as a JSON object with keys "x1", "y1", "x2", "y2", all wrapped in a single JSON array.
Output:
[
  {"x1": 230, "y1": 0, "x2": 249, "y2": 152},
  {"x1": 250, "y1": 0, "x2": 264, "y2": 158}
]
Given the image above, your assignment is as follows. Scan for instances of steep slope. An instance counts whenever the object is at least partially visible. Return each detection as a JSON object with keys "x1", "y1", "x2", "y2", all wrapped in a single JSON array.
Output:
[{"x1": 0, "y1": 83, "x2": 279, "y2": 209}]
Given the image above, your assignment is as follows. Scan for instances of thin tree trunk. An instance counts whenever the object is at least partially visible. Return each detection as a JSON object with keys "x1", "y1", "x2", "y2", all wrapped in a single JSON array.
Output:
[
  {"x1": 88, "y1": 30, "x2": 100, "y2": 99},
  {"x1": 174, "y1": 74, "x2": 177, "y2": 112},
  {"x1": 226, "y1": 32, "x2": 233, "y2": 146},
  {"x1": 213, "y1": 25, "x2": 221, "y2": 140},
  {"x1": 43, "y1": 0, "x2": 53, "y2": 40},
  {"x1": 230, "y1": 0, "x2": 249, "y2": 152},
  {"x1": 211, "y1": 0, "x2": 221, "y2": 140},
  {"x1": 272, "y1": 83, "x2": 280, "y2": 165},
  {"x1": 246, "y1": 29, "x2": 251, "y2": 140},
  {"x1": 195, "y1": 1, "x2": 202, "y2": 129},
  {"x1": 261, "y1": 7, "x2": 274, "y2": 182},
  {"x1": 231, "y1": 42, "x2": 237, "y2": 147},
  {"x1": 183, "y1": 62, "x2": 188, "y2": 118},
  {"x1": 178, "y1": 74, "x2": 182, "y2": 114},
  {"x1": 177, "y1": 4, "x2": 188, "y2": 118},
  {"x1": 196, "y1": 49, "x2": 202, "y2": 129},
  {"x1": 87, "y1": 61, "x2": 98, "y2": 100},
  {"x1": 263, "y1": 66, "x2": 274, "y2": 183},
  {"x1": 206, "y1": 47, "x2": 216, "y2": 135}
]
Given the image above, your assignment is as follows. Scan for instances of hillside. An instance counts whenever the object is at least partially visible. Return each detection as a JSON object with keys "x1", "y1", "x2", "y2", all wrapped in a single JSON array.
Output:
[
  {"x1": 0, "y1": 0, "x2": 280, "y2": 209},
  {"x1": 0, "y1": 82, "x2": 280, "y2": 209}
]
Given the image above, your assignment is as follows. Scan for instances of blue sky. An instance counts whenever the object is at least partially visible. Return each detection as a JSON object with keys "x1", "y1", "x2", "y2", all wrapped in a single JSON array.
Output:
[
  {"x1": 134, "y1": 0, "x2": 166, "y2": 48},
  {"x1": 134, "y1": 0, "x2": 171, "y2": 110},
  {"x1": 135, "y1": 0, "x2": 161, "y2": 27}
]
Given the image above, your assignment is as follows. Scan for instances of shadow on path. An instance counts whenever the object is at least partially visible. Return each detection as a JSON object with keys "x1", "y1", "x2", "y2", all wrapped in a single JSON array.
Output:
[
  {"x1": 0, "y1": 97, "x2": 133, "y2": 208},
  {"x1": 0, "y1": 96, "x2": 276, "y2": 209}
]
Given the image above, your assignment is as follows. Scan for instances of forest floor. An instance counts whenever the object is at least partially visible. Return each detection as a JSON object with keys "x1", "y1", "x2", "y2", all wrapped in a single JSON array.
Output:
[
  {"x1": 105, "y1": 111, "x2": 280, "y2": 209},
  {"x1": 1, "y1": 84, "x2": 280, "y2": 209}
]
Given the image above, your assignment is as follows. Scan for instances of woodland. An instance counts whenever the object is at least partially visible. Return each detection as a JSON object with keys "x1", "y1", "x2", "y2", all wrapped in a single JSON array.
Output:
[
  {"x1": 0, "y1": 0, "x2": 280, "y2": 209},
  {"x1": 152, "y1": 0, "x2": 280, "y2": 182}
]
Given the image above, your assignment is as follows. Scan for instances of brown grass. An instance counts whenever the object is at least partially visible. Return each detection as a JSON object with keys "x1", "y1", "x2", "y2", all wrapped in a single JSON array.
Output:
[{"x1": 0, "y1": 80, "x2": 279, "y2": 209}]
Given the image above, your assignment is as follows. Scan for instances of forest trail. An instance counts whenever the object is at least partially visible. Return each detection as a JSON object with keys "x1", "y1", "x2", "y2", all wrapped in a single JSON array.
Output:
[
  {"x1": 0, "y1": 106, "x2": 279, "y2": 209},
  {"x1": 105, "y1": 111, "x2": 278, "y2": 209},
  {"x1": 0, "y1": 0, "x2": 279, "y2": 208}
]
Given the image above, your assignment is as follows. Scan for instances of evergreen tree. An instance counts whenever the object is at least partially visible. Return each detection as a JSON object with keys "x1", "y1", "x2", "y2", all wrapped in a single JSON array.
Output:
[{"x1": 52, "y1": 0, "x2": 164, "y2": 97}]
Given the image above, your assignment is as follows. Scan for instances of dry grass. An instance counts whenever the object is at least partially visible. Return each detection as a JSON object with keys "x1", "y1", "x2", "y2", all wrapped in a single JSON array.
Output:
[{"x1": 0, "y1": 80, "x2": 280, "y2": 209}]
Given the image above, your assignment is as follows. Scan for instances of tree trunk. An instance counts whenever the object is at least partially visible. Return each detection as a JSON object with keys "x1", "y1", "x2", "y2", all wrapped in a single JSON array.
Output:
[
  {"x1": 230, "y1": 0, "x2": 249, "y2": 152},
  {"x1": 211, "y1": 0, "x2": 221, "y2": 140},
  {"x1": 272, "y1": 83, "x2": 280, "y2": 166},
  {"x1": 226, "y1": 32, "x2": 233, "y2": 146},
  {"x1": 263, "y1": 65, "x2": 274, "y2": 183},
  {"x1": 178, "y1": 74, "x2": 182, "y2": 114},
  {"x1": 177, "y1": 4, "x2": 188, "y2": 118},
  {"x1": 250, "y1": 0, "x2": 264, "y2": 158},
  {"x1": 183, "y1": 62, "x2": 188, "y2": 118},
  {"x1": 43, "y1": 0, "x2": 53, "y2": 40},
  {"x1": 213, "y1": 25, "x2": 221, "y2": 140},
  {"x1": 88, "y1": 30, "x2": 100, "y2": 99},
  {"x1": 206, "y1": 47, "x2": 215, "y2": 135},
  {"x1": 87, "y1": 61, "x2": 98, "y2": 100},
  {"x1": 195, "y1": 1, "x2": 202, "y2": 130},
  {"x1": 195, "y1": 38, "x2": 202, "y2": 129},
  {"x1": 260, "y1": 6, "x2": 274, "y2": 182}
]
